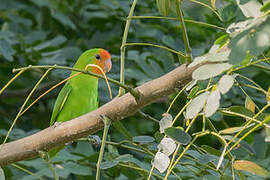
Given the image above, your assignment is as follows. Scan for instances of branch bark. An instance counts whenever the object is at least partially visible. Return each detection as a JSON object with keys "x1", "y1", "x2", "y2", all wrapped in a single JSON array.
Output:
[{"x1": 0, "y1": 64, "x2": 198, "y2": 166}]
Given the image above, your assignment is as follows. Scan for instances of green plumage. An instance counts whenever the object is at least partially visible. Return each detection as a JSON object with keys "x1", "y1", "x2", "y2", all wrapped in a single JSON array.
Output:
[{"x1": 50, "y1": 49, "x2": 101, "y2": 125}]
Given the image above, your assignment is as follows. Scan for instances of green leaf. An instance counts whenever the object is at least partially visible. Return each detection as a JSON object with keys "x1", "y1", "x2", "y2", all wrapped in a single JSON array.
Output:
[
  {"x1": 132, "y1": 136, "x2": 155, "y2": 143},
  {"x1": 156, "y1": 0, "x2": 172, "y2": 16},
  {"x1": 260, "y1": 1, "x2": 270, "y2": 12},
  {"x1": 205, "y1": 90, "x2": 221, "y2": 117},
  {"x1": 164, "y1": 127, "x2": 191, "y2": 145},
  {"x1": 234, "y1": 160, "x2": 270, "y2": 178},
  {"x1": 187, "y1": 86, "x2": 199, "y2": 99},
  {"x1": 100, "y1": 160, "x2": 118, "y2": 170},
  {"x1": 202, "y1": 145, "x2": 222, "y2": 156},
  {"x1": 226, "y1": 106, "x2": 255, "y2": 118},
  {"x1": 0, "y1": 39, "x2": 15, "y2": 61},
  {"x1": 33, "y1": 35, "x2": 67, "y2": 51},
  {"x1": 62, "y1": 162, "x2": 92, "y2": 175},
  {"x1": 228, "y1": 17, "x2": 270, "y2": 65},
  {"x1": 186, "y1": 91, "x2": 209, "y2": 119},
  {"x1": 0, "y1": 168, "x2": 5, "y2": 180}
]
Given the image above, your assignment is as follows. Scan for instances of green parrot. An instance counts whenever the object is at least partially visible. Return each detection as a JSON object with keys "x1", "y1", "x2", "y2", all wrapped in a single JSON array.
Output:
[{"x1": 49, "y1": 48, "x2": 112, "y2": 157}]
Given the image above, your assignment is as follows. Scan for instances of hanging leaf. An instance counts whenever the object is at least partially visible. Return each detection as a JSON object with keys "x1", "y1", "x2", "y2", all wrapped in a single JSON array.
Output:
[
  {"x1": 158, "y1": 137, "x2": 176, "y2": 156},
  {"x1": 152, "y1": 152, "x2": 170, "y2": 173},
  {"x1": 159, "y1": 113, "x2": 173, "y2": 133},
  {"x1": 205, "y1": 90, "x2": 221, "y2": 117},
  {"x1": 186, "y1": 92, "x2": 210, "y2": 119},
  {"x1": 236, "y1": 0, "x2": 262, "y2": 18},
  {"x1": 265, "y1": 125, "x2": 270, "y2": 142},
  {"x1": 164, "y1": 127, "x2": 191, "y2": 145},
  {"x1": 0, "y1": 39, "x2": 15, "y2": 61},
  {"x1": 219, "y1": 124, "x2": 254, "y2": 134},
  {"x1": 217, "y1": 75, "x2": 234, "y2": 94},
  {"x1": 133, "y1": 136, "x2": 155, "y2": 144},
  {"x1": 234, "y1": 160, "x2": 270, "y2": 178},
  {"x1": 245, "y1": 97, "x2": 255, "y2": 113},
  {"x1": 192, "y1": 63, "x2": 232, "y2": 80}
]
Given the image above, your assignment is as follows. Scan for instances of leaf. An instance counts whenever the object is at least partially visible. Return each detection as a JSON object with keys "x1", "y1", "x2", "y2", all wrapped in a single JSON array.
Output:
[
  {"x1": 152, "y1": 152, "x2": 170, "y2": 173},
  {"x1": 156, "y1": 0, "x2": 173, "y2": 16},
  {"x1": 217, "y1": 75, "x2": 234, "y2": 94},
  {"x1": 202, "y1": 145, "x2": 222, "y2": 156},
  {"x1": 234, "y1": 160, "x2": 270, "y2": 178},
  {"x1": 187, "y1": 86, "x2": 199, "y2": 99},
  {"x1": 100, "y1": 160, "x2": 118, "y2": 170},
  {"x1": 205, "y1": 90, "x2": 221, "y2": 117},
  {"x1": 33, "y1": 35, "x2": 67, "y2": 51},
  {"x1": 226, "y1": 106, "x2": 255, "y2": 118},
  {"x1": 132, "y1": 136, "x2": 155, "y2": 144},
  {"x1": 265, "y1": 125, "x2": 270, "y2": 142},
  {"x1": 164, "y1": 127, "x2": 191, "y2": 145},
  {"x1": 266, "y1": 86, "x2": 270, "y2": 104},
  {"x1": 192, "y1": 63, "x2": 232, "y2": 80},
  {"x1": 236, "y1": 0, "x2": 262, "y2": 18},
  {"x1": 245, "y1": 97, "x2": 255, "y2": 113},
  {"x1": 186, "y1": 92, "x2": 209, "y2": 119},
  {"x1": 0, "y1": 168, "x2": 4, "y2": 180},
  {"x1": 223, "y1": 135, "x2": 256, "y2": 155},
  {"x1": 159, "y1": 113, "x2": 173, "y2": 133},
  {"x1": 228, "y1": 17, "x2": 270, "y2": 65},
  {"x1": 158, "y1": 137, "x2": 176, "y2": 156},
  {"x1": 219, "y1": 125, "x2": 254, "y2": 134},
  {"x1": 62, "y1": 162, "x2": 92, "y2": 175},
  {"x1": 261, "y1": 1, "x2": 270, "y2": 12},
  {"x1": 0, "y1": 39, "x2": 15, "y2": 61}
]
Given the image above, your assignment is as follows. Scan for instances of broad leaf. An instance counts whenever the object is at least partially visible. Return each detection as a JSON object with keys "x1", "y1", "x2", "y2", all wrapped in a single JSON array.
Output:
[
  {"x1": 152, "y1": 152, "x2": 170, "y2": 173},
  {"x1": 0, "y1": 168, "x2": 4, "y2": 180},
  {"x1": 164, "y1": 127, "x2": 191, "y2": 145},
  {"x1": 158, "y1": 137, "x2": 176, "y2": 156},
  {"x1": 205, "y1": 90, "x2": 221, "y2": 117},
  {"x1": 217, "y1": 75, "x2": 234, "y2": 94},
  {"x1": 159, "y1": 114, "x2": 173, "y2": 133},
  {"x1": 186, "y1": 92, "x2": 209, "y2": 119},
  {"x1": 236, "y1": 0, "x2": 262, "y2": 18},
  {"x1": 133, "y1": 136, "x2": 155, "y2": 144},
  {"x1": 234, "y1": 160, "x2": 270, "y2": 178}
]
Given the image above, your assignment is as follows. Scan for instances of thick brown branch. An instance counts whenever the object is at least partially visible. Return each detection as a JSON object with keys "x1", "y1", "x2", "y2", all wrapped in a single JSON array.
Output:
[{"x1": 0, "y1": 64, "x2": 197, "y2": 166}]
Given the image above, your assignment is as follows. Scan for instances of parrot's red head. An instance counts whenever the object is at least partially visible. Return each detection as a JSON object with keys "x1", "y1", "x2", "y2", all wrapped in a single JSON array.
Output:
[{"x1": 92, "y1": 49, "x2": 112, "y2": 74}]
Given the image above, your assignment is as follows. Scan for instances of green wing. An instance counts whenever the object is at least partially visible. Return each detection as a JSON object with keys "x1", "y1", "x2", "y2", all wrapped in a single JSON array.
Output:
[{"x1": 50, "y1": 82, "x2": 72, "y2": 126}]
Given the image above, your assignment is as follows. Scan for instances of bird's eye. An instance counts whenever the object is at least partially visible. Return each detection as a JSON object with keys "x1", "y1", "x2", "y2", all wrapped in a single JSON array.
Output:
[{"x1": 96, "y1": 54, "x2": 101, "y2": 60}]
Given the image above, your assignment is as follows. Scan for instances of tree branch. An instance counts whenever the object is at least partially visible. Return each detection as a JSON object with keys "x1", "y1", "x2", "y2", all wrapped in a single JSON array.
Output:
[{"x1": 0, "y1": 64, "x2": 198, "y2": 166}]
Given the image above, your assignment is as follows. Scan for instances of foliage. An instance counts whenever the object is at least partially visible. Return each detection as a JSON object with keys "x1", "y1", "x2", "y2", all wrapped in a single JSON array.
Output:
[{"x1": 0, "y1": 0, "x2": 270, "y2": 179}]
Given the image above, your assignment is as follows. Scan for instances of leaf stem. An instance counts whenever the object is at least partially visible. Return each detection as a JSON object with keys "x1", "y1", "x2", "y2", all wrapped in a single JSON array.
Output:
[
  {"x1": 124, "y1": 42, "x2": 185, "y2": 57},
  {"x1": 96, "y1": 116, "x2": 111, "y2": 180},
  {"x1": 176, "y1": 0, "x2": 192, "y2": 64},
  {"x1": 13, "y1": 65, "x2": 140, "y2": 99},
  {"x1": 119, "y1": 0, "x2": 138, "y2": 96}
]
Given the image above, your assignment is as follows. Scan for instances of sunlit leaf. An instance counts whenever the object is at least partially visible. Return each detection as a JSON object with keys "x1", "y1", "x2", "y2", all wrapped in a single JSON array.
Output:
[
  {"x1": 192, "y1": 63, "x2": 232, "y2": 80},
  {"x1": 219, "y1": 124, "x2": 254, "y2": 134},
  {"x1": 245, "y1": 97, "x2": 255, "y2": 113},
  {"x1": 236, "y1": 0, "x2": 262, "y2": 18},
  {"x1": 261, "y1": 1, "x2": 270, "y2": 12},
  {"x1": 186, "y1": 91, "x2": 209, "y2": 119},
  {"x1": 187, "y1": 86, "x2": 199, "y2": 99},
  {"x1": 156, "y1": 0, "x2": 173, "y2": 16},
  {"x1": 217, "y1": 75, "x2": 234, "y2": 94},
  {"x1": 152, "y1": 152, "x2": 170, "y2": 173},
  {"x1": 164, "y1": 127, "x2": 191, "y2": 145},
  {"x1": 234, "y1": 160, "x2": 270, "y2": 178},
  {"x1": 133, "y1": 136, "x2": 155, "y2": 144},
  {"x1": 159, "y1": 114, "x2": 173, "y2": 133},
  {"x1": 226, "y1": 106, "x2": 255, "y2": 118},
  {"x1": 158, "y1": 137, "x2": 176, "y2": 156},
  {"x1": 205, "y1": 90, "x2": 221, "y2": 117}
]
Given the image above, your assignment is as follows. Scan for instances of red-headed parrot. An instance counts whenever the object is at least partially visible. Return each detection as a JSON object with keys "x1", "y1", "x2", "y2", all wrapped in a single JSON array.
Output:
[{"x1": 49, "y1": 48, "x2": 111, "y2": 157}]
